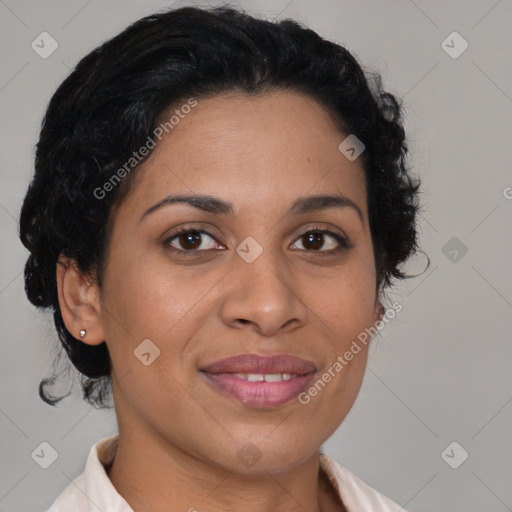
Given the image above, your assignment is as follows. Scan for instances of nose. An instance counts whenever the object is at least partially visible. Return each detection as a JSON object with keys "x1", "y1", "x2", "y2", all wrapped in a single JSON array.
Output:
[{"x1": 219, "y1": 250, "x2": 308, "y2": 336}]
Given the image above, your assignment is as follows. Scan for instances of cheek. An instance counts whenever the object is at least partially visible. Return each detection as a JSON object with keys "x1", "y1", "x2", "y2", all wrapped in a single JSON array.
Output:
[
  {"x1": 312, "y1": 250, "x2": 377, "y2": 341},
  {"x1": 99, "y1": 250, "x2": 222, "y2": 362}
]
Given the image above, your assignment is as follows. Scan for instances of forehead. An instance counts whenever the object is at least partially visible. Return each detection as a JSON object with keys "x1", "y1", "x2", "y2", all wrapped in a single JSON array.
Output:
[{"x1": 117, "y1": 90, "x2": 367, "y2": 219}]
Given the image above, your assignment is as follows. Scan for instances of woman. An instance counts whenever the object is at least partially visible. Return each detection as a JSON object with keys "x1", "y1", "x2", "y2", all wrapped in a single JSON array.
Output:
[{"x1": 20, "y1": 5, "x2": 420, "y2": 511}]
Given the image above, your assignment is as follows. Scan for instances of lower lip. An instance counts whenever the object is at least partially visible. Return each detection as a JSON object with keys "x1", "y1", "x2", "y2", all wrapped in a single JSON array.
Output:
[{"x1": 201, "y1": 372, "x2": 316, "y2": 408}]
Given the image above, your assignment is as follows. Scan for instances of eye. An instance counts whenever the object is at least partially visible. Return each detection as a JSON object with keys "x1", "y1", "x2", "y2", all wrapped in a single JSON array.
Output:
[
  {"x1": 163, "y1": 226, "x2": 351, "y2": 258},
  {"x1": 164, "y1": 228, "x2": 223, "y2": 256},
  {"x1": 290, "y1": 228, "x2": 350, "y2": 253}
]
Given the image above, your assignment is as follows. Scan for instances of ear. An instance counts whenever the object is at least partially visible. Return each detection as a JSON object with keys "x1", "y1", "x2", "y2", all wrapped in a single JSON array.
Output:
[
  {"x1": 56, "y1": 255, "x2": 105, "y2": 345},
  {"x1": 372, "y1": 292, "x2": 385, "y2": 326}
]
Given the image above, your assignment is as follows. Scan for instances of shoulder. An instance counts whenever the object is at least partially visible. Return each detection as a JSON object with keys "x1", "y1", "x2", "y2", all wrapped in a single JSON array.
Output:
[
  {"x1": 320, "y1": 453, "x2": 407, "y2": 512},
  {"x1": 45, "y1": 435, "x2": 130, "y2": 512},
  {"x1": 44, "y1": 472, "x2": 87, "y2": 512}
]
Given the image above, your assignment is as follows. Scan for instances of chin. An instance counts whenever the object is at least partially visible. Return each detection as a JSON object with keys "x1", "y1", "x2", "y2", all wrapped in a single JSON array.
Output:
[{"x1": 223, "y1": 438, "x2": 319, "y2": 476}]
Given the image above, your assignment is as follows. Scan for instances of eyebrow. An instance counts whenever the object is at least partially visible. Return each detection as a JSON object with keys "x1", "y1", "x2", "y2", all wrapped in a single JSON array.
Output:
[{"x1": 140, "y1": 193, "x2": 364, "y2": 223}]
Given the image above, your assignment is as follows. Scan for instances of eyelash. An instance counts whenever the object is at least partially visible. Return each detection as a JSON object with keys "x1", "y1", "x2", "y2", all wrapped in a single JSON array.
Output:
[{"x1": 163, "y1": 225, "x2": 351, "y2": 258}]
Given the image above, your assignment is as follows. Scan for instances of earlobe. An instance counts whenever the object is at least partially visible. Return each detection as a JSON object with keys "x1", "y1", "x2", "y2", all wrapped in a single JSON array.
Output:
[
  {"x1": 373, "y1": 298, "x2": 385, "y2": 325},
  {"x1": 56, "y1": 256, "x2": 105, "y2": 345}
]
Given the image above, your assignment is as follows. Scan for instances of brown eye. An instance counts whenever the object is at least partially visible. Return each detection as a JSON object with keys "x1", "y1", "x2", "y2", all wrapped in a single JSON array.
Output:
[
  {"x1": 166, "y1": 229, "x2": 219, "y2": 253},
  {"x1": 291, "y1": 229, "x2": 350, "y2": 252},
  {"x1": 302, "y1": 232, "x2": 325, "y2": 250},
  {"x1": 176, "y1": 231, "x2": 202, "y2": 250}
]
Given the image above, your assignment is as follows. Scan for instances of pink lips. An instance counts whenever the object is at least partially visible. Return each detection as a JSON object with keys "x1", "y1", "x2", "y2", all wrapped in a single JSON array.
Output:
[{"x1": 200, "y1": 354, "x2": 317, "y2": 408}]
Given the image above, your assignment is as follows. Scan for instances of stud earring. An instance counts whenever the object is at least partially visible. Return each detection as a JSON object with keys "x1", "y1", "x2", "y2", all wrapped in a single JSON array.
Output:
[{"x1": 79, "y1": 329, "x2": 87, "y2": 339}]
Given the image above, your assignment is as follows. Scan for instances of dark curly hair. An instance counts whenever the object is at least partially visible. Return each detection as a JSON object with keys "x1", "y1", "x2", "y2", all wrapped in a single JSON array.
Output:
[{"x1": 19, "y1": 4, "x2": 421, "y2": 409}]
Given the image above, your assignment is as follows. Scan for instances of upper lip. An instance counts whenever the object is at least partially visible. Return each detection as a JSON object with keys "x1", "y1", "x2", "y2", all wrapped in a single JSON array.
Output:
[{"x1": 200, "y1": 354, "x2": 317, "y2": 375}]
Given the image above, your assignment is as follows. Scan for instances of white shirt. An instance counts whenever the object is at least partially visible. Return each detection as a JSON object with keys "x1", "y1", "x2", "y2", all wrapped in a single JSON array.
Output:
[{"x1": 45, "y1": 435, "x2": 407, "y2": 512}]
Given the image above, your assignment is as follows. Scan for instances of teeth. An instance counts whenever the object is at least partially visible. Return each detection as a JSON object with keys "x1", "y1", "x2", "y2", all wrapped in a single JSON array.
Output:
[
  {"x1": 233, "y1": 373, "x2": 295, "y2": 382},
  {"x1": 264, "y1": 373, "x2": 282, "y2": 382}
]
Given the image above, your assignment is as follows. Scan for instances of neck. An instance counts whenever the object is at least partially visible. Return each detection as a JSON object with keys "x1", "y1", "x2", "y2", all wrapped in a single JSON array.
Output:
[{"x1": 106, "y1": 430, "x2": 344, "y2": 512}]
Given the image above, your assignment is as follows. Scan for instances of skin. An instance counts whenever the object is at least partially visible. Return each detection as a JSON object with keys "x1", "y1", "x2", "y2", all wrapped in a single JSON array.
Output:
[{"x1": 57, "y1": 90, "x2": 384, "y2": 512}]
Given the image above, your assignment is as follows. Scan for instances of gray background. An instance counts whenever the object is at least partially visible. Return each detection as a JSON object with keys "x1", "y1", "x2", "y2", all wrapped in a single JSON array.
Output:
[{"x1": 1, "y1": 1, "x2": 511, "y2": 511}]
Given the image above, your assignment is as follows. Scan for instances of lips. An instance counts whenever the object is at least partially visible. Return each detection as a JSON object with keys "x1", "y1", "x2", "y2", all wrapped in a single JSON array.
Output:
[
  {"x1": 200, "y1": 354, "x2": 317, "y2": 408},
  {"x1": 200, "y1": 353, "x2": 317, "y2": 375}
]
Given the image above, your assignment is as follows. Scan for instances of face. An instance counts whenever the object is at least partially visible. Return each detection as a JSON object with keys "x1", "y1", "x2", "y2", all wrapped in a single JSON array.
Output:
[{"x1": 83, "y1": 90, "x2": 382, "y2": 473}]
